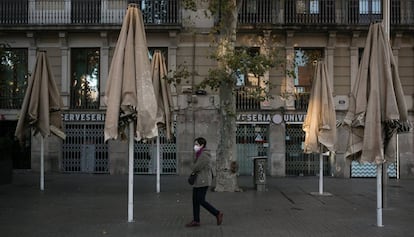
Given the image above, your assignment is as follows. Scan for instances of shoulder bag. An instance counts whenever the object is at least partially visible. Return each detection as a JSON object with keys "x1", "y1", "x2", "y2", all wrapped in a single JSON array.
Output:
[{"x1": 188, "y1": 172, "x2": 197, "y2": 185}]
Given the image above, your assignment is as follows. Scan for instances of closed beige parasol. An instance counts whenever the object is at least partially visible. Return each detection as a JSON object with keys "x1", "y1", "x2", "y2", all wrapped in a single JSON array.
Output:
[
  {"x1": 104, "y1": 4, "x2": 158, "y2": 142},
  {"x1": 303, "y1": 61, "x2": 337, "y2": 154},
  {"x1": 344, "y1": 23, "x2": 410, "y2": 164},
  {"x1": 343, "y1": 22, "x2": 411, "y2": 227},
  {"x1": 303, "y1": 60, "x2": 337, "y2": 196},
  {"x1": 103, "y1": 4, "x2": 158, "y2": 222},
  {"x1": 15, "y1": 50, "x2": 65, "y2": 191}
]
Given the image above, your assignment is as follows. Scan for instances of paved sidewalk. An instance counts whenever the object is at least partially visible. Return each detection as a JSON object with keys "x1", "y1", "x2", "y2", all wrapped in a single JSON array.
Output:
[{"x1": 0, "y1": 171, "x2": 413, "y2": 237}]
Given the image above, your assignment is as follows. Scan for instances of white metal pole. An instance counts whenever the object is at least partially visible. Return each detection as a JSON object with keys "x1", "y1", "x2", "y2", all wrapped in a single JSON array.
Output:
[
  {"x1": 397, "y1": 134, "x2": 400, "y2": 179},
  {"x1": 40, "y1": 136, "x2": 44, "y2": 191},
  {"x1": 377, "y1": 164, "x2": 383, "y2": 227},
  {"x1": 128, "y1": 121, "x2": 134, "y2": 222},
  {"x1": 156, "y1": 135, "x2": 160, "y2": 193},
  {"x1": 383, "y1": 0, "x2": 390, "y2": 40},
  {"x1": 381, "y1": 0, "x2": 390, "y2": 211},
  {"x1": 319, "y1": 146, "x2": 323, "y2": 194}
]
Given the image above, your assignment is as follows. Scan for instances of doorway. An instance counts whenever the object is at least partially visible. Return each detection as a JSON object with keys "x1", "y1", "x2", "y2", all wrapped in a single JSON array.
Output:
[
  {"x1": 0, "y1": 120, "x2": 31, "y2": 169},
  {"x1": 236, "y1": 123, "x2": 269, "y2": 175}
]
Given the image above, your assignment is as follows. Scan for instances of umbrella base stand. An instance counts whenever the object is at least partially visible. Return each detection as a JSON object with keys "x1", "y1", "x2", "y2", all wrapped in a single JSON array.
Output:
[
  {"x1": 310, "y1": 150, "x2": 332, "y2": 197},
  {"x1": 310, "y1": 192, "x2": 332, "y2": 196}
]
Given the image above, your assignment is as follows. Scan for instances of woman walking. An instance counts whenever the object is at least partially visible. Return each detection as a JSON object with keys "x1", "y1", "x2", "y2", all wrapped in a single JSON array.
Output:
[{"x1": 186, "y1": 137, "x2": 223, "y2": 227}]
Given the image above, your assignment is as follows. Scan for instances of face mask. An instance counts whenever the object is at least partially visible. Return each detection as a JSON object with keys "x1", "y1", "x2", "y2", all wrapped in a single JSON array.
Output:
[{"x1": 194, "y1": 145, "x2": 201, "y2": 152}]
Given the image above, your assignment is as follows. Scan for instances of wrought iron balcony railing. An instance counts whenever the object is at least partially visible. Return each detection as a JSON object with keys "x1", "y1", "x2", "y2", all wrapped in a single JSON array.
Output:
[
  {"x1": 239, "y1": 0, "x2": 414, "y2": 26},
  {"x1": 0, "y1": 0, "x2": 181, "y2": 26},
  {"x1": 0, "y1": 0, "x2": 414, "y2": 26},
  {"x1": 0, "y1": 0, "x2": 413, "y2": 27}
]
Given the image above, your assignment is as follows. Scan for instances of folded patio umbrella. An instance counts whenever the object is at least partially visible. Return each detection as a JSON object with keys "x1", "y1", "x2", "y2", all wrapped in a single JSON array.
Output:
[
  {"x1": 15, "y1": 51, "x2": 64, "y2": 142},
  {"x1": 344, "y1": 23, "x2": 410, "y2": 164},
  {"x1": 104, "y1": 4, "x2": 158, "y2": 142},
  {"x1": 343, "y1": 22, "x2": 411, "y2": 227},
  {"x1": 303, "y1": 61, "x2": 336, "y2": 195},
  {"x1": 104, "y1": 4, "x2": 158, "y2": 222},
  {"x1": 303, "y1": 61, "x2": 336, "y2": 154},
  {"x1": 151, "y1": 50, "x2": 173, "y2": 193},
  {"x1": 152, "y1": 50, "x2": 173, "y2": 139},
  {"x1": 15, "y1": 50, "x2": 65, "y2": 191}
]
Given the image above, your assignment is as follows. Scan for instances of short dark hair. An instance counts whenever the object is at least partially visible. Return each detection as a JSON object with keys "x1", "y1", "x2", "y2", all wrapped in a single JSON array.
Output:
[{"x1": 194, "y1": 137, "x2": 207, "y2": 147}]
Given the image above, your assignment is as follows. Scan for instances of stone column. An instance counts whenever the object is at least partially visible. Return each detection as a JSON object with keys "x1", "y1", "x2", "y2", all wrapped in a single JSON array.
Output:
[
  {"x1": 59, "y1": 32, "x2": 70, "y2": 108},
  {"x1": 349, "y1": 32, "x2": 360, "y2": 90},
  {"x1": 327, "y1": 31, "x2": 336, "y2": 90},
  {"x1": 169, "y1": 30, "x2": 178, "y2": 106},
  {"x1": 100, "y1": 31, "x2": 109, "y2": 109},
  {"x1": 284, "y1": 31, "x2": 295, "y2": 110},
  {"x1": 26, "y1": 32, "x2": 37, "y2": 74},
  {"x1": 269, "y1": 118, "x2": 286, "y2": 176},
  {"x1": 392, "y1": 33, "x2": 402, "y2": 66}
]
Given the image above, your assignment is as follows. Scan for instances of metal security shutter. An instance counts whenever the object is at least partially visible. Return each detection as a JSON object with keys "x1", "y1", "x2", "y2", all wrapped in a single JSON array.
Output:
[
  {"x1": 134, "y1": 125, "x2": 177, "y2": 174},
  {"x1": 285, "y1": 124, "x2": 329, "y2": 176},
  {"x1": 236, "y1": 124, "x2": 269, "y2": 175},
  {"x1": 62, "y1": 123, "x2": 108, "y2": 173}
]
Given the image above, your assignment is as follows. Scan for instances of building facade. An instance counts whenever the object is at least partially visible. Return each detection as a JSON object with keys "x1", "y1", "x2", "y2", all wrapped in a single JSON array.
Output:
[{"x1": 0, "y1": 0, "x2": 413, "y2": 178}]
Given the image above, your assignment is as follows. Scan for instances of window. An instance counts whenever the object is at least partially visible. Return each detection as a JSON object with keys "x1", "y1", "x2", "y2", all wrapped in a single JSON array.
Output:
[
  {"x1": 148, "y1": 47, "x2": 168, "y2": 65},
  {"x1": 293, "y1": 48, "x2": 323, "y2": 91},
  {"x1": 359, "y1": 0, "x2": 381, "y2": 14},
  {"x1": 245, "y1": 0, "x2": 258, "y2": 14},
  {"x1": 0, "y1": 47, "x2": 28, "y2": 109},
  {"x1": 310, "y1": 0, "x2": 319, "y2": 14},
  {"x1": 296, "y1": 0, "x2": 320, "y2": 14},
  {"x1": 0, "y1": 0, "x2": 28, "y2": 24},
  {"x1": 70, "y1": 48, "x2": 100, "y2": 110},
  {"x1": 71, "y1": 0, "x2": 101, "y2": 24},
  {"x1": 390, "y1": 0, "x2": 401, "y2": 24},
  {"x1": 238, "y1": 0, "x2": 275, "y2": 24},
  {"x1": 129, "y1": 0, "x2": 169, "y2": 24},
  {"x1": 293, "y1": 48, "x2": 323, "y2": 110},
  {"x1": 285, "y1": 0, "x2": 335, "y2": 23},
  {"x1": 236, "y1": 47, "x2": 264, "y2": 111},
  {"x1": 296, "y1": 0, "x2": 307, "y2": 14},
  {"x1": 349, "y1": 0, "x2": 382, "y2": 24},
  {"x1": 235, "y1": 48, "x2": 261, "y2": 87}
]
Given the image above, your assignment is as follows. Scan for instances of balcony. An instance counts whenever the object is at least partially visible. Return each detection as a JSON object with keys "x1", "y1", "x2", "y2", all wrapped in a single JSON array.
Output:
[
  {"x1": 237, "y1": 0, "x2": 414, "y2": 30},
  {"x1": 0, "y1": 0, "x2": 413, "y2": 30},
  {"x1": 0, "y1": 0, "x2": 181, "y2": 30}
]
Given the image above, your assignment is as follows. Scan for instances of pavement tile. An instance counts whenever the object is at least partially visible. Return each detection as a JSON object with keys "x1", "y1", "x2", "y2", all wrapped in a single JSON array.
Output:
[{"x1": 0, "y1": 171, "x2": 413, "y2": 237}]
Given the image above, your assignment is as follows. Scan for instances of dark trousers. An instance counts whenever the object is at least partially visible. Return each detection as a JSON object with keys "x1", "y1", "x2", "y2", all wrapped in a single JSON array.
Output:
[{"x1": 192, "y1": 186, "x2": 219, "y2": 222}]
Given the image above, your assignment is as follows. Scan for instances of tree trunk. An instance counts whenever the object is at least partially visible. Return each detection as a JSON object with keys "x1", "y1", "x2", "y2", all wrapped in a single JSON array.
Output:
[
  {"x1": 214, "y1": 0, "x2": 241, "y2": 192},
  {"x1": 215, "y1": 85, "x2": 240, "y2": 192}
]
